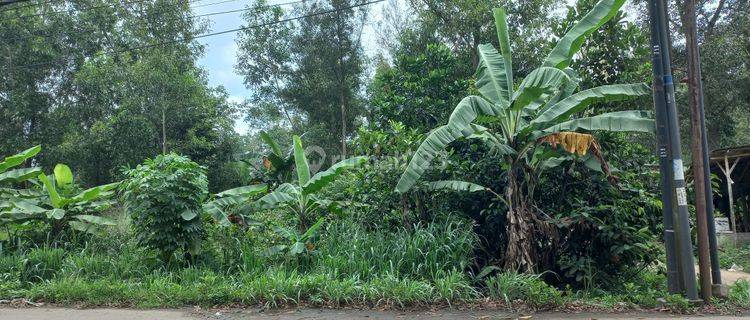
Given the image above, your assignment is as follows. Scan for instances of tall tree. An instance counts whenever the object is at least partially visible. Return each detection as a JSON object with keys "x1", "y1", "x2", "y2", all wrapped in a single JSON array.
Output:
[
  {"x1": 236, "y1": 0, "x2": 368, "y2": 160},
  {"x1": 404, "y1": 0, "x2": 563, "y2": 77},
  {"x1": 0, "y1": 0, "x2": 241, "y2": 189},
  {"x1": 631, "y1": 0, "x2": 750, "y2": 149}
]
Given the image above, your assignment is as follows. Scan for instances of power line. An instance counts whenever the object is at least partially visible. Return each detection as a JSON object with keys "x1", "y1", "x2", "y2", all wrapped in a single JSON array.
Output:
[
  {"x1": 12, "y1": 0, "x2": 383, "y2": 70},
  {"x1": 8, "y1": 0, "x2": 210, "y2": 20},
  {"x1": 1, "y1": 0, "x2": 59, "y2": 12},
  {"x1": 1, "y1": 0, "x2": 237, "y2": 13},
  {"x1": 0, "y1": 0, "x2": 33, "y2": 8},
  {"x1": 5, "y1": 0, "x2": 306, "y2": 43}
]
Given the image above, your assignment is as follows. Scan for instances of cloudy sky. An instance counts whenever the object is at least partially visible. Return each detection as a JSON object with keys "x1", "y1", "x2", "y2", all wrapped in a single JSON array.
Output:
[{"x1": 191, "y1": 0, "x2": 389, "y2": 135}]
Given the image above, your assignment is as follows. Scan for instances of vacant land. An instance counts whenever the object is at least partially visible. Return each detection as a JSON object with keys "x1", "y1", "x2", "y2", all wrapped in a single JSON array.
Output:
[{"x1": 1, "y1": 308, "x2": 749, "y2": 320}]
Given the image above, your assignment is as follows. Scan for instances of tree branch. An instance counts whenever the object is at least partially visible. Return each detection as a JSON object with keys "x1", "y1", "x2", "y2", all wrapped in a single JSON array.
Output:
[{"x1": 705, "y1": 0, "x2": 727, "y2": 37}]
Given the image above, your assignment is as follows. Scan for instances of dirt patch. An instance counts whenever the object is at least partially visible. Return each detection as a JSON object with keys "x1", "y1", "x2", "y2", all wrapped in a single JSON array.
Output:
[{"x1": 720, "y1": 269, "x2": 750, "y2": 284}]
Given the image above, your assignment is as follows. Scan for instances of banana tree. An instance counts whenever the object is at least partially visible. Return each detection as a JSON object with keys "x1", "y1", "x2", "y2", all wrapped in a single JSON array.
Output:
[
  {"x1": 258, "y1": 130, "x2": 295, "y2": 185},
  {"x1": 395, "y1": 0, "x2": 654, "y2": 272},
  {"x1": 34, "y1": 164, "x2": 119, "y2": 233},
  {"x1": 203, "y1": 184, "x2": 268, "y2": 226},
  {"x1": 257, "y1": 135, "x2": 367, "y2": 231},
  {"x1": 0, "y1": 146, "x2": 43, "y2": 225}
]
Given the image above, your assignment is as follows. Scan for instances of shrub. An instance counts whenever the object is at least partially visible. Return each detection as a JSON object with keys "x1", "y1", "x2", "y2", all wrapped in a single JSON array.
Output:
[
  {"x1": 538, "y1": 133, "x2": 662, "y2": 288},
  {"x1": 122, "y1": 154, "x2": 208, "y2": 263},
  {"x1": 485, "y1": 272, "x2": 562, "y2": 309},
  {"x1": 729, "y1": 279, "x2": 750, "y2": 308}
]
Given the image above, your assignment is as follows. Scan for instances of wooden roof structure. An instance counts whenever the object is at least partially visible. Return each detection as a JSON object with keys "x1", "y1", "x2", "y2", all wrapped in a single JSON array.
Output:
[{"x1": 709, "y1": 145, "x2": 750, "y2": 232}]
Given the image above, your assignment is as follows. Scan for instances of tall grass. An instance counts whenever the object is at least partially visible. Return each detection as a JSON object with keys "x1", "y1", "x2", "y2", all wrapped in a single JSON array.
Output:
[
  {"x1": 485, "y1": 272, "x2": 562, "y2": 308},
  {"x1": 0, "y1": 217, "x2": 478, "y2": 307},
  {"x1": 314, "y1": 217, "x2": 476, "y2": 281},
  {"x1": 25, "y1": 266, "x2": 475, "y2": 308}
]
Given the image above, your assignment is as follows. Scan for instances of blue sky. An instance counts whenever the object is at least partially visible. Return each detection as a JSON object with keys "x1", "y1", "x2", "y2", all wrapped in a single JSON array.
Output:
[
  {"x1": 191, "y1": 0, "x2": 389, "y2": 135},
  {"x1": 192, "y1": 0, "x2": 255, "y2": 134}
]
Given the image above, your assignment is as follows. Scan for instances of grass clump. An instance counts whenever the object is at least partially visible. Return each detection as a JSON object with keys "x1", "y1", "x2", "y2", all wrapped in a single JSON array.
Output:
[
  {"x1": 728, "y1": 279, "x2": 750, "y2": 309},
  {"x1": 313, "y1": 218, "x2": 476, "y2": 282},
  {"x1": 485, "y1": 272, "x2": 562, "y2": 309},
  {"x1": 19, "y1": 247, "x2": 65, "y2": 283}
]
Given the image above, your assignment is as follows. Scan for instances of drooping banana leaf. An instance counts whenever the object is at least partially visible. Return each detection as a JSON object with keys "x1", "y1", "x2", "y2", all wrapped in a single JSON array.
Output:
[
  {"x1": 476, "y1": 44, "x2": 511, "y2": 106},
  {"x1": 216, "y1": 184, "x2": 268, "y2": 197},
  {"x1": 0, "y1": 167, "x2": 42, "y2": 184},
  {"x1": 425, "y1": 180, "x2": 491, "y2": 193},
  {"x1": 512, "y1": 67, "x2": 569, "y2": 111},
  {"x1": 542, "y1": 0, "x2": 626, "y2": 69},
  {"x1": 74, "y1": 214, "x2": 117, "y2": 226},
  {"x1": 543, "y1": 68, "x2": 581, "y2": 107},
  {"x1": 396, "y1": 96, "x2": 501, "y2": 193},
  {"x1": 529, "y1": 83, "x2": 650, "y2": 129},
  {"x1": 302, "y1": 156, "x2": 367, "y2": 195},
  {"x1": 0, "y1": 145, "x2": 41, "y2": 173},
  {"x1": 293, "y1": 135, "x2": 311, "y2": 185},
  {"x1": 67, "y1": 182, "x2": 120, "y2": 205},
  {"x1": 539, "y1": 110, "x2": 655, "y2": 136},
  {"x1": 10, "y1": 198, "x2": 48, "y2": 214},
  {"x1": 257, "y1": 183, "x2": 299, "y2": 209}
]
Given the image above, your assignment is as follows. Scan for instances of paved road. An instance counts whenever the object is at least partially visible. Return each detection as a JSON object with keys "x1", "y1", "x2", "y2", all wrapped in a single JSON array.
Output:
[{"x1": 1, "y1": 308, "x2": 748, "y2": 320}]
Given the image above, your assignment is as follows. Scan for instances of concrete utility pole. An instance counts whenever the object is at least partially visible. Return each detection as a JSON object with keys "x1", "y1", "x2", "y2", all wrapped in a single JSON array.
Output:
[
  {"x1": 684, "y1": 0, "x2": 712, "y2": 300},
  {"x1": 648, "y1": 0, "x2": 699, "y2": 300},
  {"x1": 647, "y1": 0, "x2": 681, "y2": 294}
]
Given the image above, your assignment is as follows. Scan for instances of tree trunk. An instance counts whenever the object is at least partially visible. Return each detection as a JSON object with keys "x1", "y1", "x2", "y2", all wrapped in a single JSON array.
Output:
[
  {"x1": 161, "y1": 108, "x2": 167, "y2": 154},
  {"x1": 503, "y1": 168, "x2": 536, "y2": 273}
]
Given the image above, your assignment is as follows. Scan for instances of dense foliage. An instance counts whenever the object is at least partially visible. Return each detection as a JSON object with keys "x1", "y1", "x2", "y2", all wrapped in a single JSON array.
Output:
[
  {"x1": 396, "y1": 0, "x2": 654, "y2": 272},
  {"x1": 1, "y1": 0, "x2": 749, "y2": 312},
  {"x1": 0, "y1": 146, "x2": 119, "y2": 245},
  {"x1": 122, "y1": 154, "x2": 208, "y2": 263}
]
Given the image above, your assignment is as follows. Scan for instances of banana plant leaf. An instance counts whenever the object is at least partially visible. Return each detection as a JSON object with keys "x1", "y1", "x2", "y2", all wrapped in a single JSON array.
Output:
[
  {"x1": 302, "y1": 156, "x2": 367, "y2": 195},
  {"x1": 54, "y1": 164, "x2": 74, "y2": 187},
  {"x1": 293, "y1": 136, "x2": 311, "y2": 185},
  {"x1": 0, "y1": 168, "x2": 42, "y2": 184},
  {"x1": 257, "y1": 183, "x2": 298, "y2": 209},
  {"x1": 0, "y1": 145, "x2": 41, "y2": 173},
  {"x1": 543, "y1": 0, "x2": 626, "y2": 69},
  {"x1": 216, "y1": 184, "x2": 268, "y2": 197},
  {"x1": 492, "y1": 7, "x2": 513, "y2": 96},
  {"x1": 476, "y1": 44, "x2": 511, "y2": 106},
  {"x1": 512, "y1": 67, "x2": 569, "y2": 111},
  {"x1": 425, "y1": 180, "x2": 491, "y2": 193},
  {"x1": 539, "y1": 110, "x2": 655, "y2": 136},
  {"x1": 396, "y1": 96, "x2": 501, "y2": 193}
]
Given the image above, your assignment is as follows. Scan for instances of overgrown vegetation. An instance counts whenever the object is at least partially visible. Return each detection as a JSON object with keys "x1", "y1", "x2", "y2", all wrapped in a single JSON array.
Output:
[
  {"x1": 1, "y1": 0, "x2": 749, "y2": 314},
  {"x1": 121, "y1": 154, "x2": 208, "y2": 263}
]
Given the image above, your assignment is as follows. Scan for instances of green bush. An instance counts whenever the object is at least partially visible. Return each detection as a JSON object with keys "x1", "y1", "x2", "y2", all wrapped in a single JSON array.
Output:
[
  {"x1": 719, "y1": 244, "x2": 750, "y2": 271},
  {"x1": 538, "y1": 133, "x2": 662, "y2": 288},
  {"x1": 122, "y1": 154, "x2": 208, "y2": 263},
  {"x1": 485, "y1": 272, "x2": 562, "y2": 309},
  {"x1": 729, "y1": 279, "x2": 750, "y2": 308}
]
